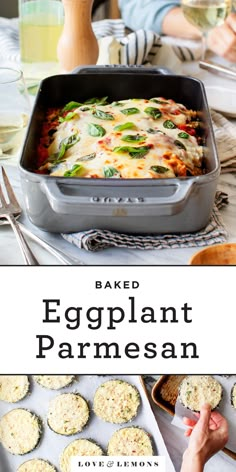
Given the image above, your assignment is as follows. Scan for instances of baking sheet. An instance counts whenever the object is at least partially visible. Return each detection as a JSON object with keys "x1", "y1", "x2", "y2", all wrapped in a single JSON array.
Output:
[
  {"x1": 171, "y1": 375, "x2": 236, "y2": 454},
  {"x1": 0, "y1": 375, "x2": 175, "y2": 472}
]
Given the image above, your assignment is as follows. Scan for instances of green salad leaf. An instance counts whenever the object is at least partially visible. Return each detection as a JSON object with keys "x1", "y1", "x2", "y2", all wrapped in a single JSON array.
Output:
[
  {"x1": 88, "y1": 123, "x2": 106, "y2": 137},
  {"x1": 114, "y1": 122, "x2": 136, "y2": 132},
  {"x1": 121, "y1": 134, "x2": 147, "y2": 143},
  {"x1": 113, "y1": 145, "x2": 150, "y2": 158},
  {"x1": 84, "y1": 96, "x2": 108, "y2": 105},
  {"x1": 76, "y1": 152, "x2": 96, "y2": 162},
  {"x1": 144, "y1": 107, "x2": 162, "y2": 120},
  {"x1": 103, "y1": 166, "x2": 120, "y2": 178},
  {"x1": 64, "y1": 164, "x2": 84, "y2": 177},
  {"x1": 61, "y1": 101, "x2": 82, "y2": 113},
  {"x1": 121, "y1": 108, "x2": 140, "y2": 116},
  {"x1": 92, "y1": 109, "x2": 114, "y2": 120},
  {"x1": 58, "y1": 133, "x2": 80, "y2": 159},
  {"x1": 151, "y1": 165, "x2": 169, "y2": 173},
  {"x1": 59, "y1": 111, "x2": 78, "y2": 123}
]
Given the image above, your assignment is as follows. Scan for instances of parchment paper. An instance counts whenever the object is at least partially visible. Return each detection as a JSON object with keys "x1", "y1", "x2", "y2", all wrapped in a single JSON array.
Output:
[
  {"x1": 0, "y1": 375, "x2": 175, "y2": 472},
  {"x1": 171, "y1": 375, "x2": 236, "y2": 454}
]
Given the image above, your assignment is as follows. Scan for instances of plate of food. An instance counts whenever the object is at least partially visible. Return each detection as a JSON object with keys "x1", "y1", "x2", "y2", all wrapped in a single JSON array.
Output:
[{"x1": 0, "y1": 375, "x2": 175, "y2": 472}]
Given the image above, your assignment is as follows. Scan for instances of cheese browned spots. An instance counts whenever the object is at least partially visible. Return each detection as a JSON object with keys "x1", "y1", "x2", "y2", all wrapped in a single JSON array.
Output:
[
  {"x1": 60, "y1": 439, "x2": 103, "y2": 472},
  {"x1": 34, "y1": 375, "x2": 75, "y2": 390},
  {"x1": 179, "y1": 376, "x2": 223, "y2": 412},
  {"x1": 17, "y1": 459, "x2": 56, "y2": 472},
  {"x1": 0, "y1": 409, "x2": 41, "y2": 455},
  {"x1": 37, "y1": 98, "x2": 204, "y2": 179},
  {"x1": 47, "y1": 393, "x2": 89, "y2": 435},
  {"x1": 107, "y1": 427, "x2": 153, "y2": 456},
  {"x1": 94, "y1": 379, "x2": 140, "y2": 424},
  {"x1": 0, "y1": 376, "x2": 29, "y2": 403}
]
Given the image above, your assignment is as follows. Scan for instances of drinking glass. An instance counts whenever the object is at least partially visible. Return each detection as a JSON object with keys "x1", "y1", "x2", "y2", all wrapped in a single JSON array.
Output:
[
  {"x1": 19, "y1": 0, "x2": 64, "y2": 79},
  {"x1": 181, "y1": 0, "x2": 232, "y2": 60},
  {"x1": 0, "y1": 68, "x2": 30, "y2": 160}
]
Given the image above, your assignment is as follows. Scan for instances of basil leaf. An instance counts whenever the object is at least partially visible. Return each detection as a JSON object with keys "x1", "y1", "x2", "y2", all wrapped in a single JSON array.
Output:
[
  {"x1": 58, "y1": 133, "x2": 80, "y2": 159},
  {"x1": 114, "y1": 122, "x2": 136, "y2": 132},
  {"x1": 59, "y1": 111, "x2": 78, "y2": 123},
  {"x1": 150, "y1": 98, "x2": 167, "y2": 104},
  {"x1": 174, "y1": 139, "x2": 186, "y2": 150},
  {"x1": 112, "y1": 101, "x2": 124, "y2": 106},
  {"x1": 64, "y1": 164, "x2": 84, "y2": 177},
  {"x1": 178, "y1": 131, "x2": 189, "y2": 139},
  {"x1": 121, "y1": 134, "x2": 147, "y2": 143},
  {"x1": 121, "y1": 108, "x2": 140, "y2": 116},
  {"x1": 163, "y1": 120, "x2": 176, "y2": 129},
  {"x1": 151, "y1": 165, "x2": 169, "y2": 174},
  {"x1": 146, "y1": 128, "x2": 165, "y2": 135},
  {"x1": 113, "y1": 145, "x2": 150, "y2": 159},
  {"x1": 61, "y1": 101, "x2": 82, "y2": 113},
  {"x1": 79, "y1": 106, "x2": 90, "y2": 112},
  {"x1": 103, "y1": 166, "x2": 120, "y2": 178},
  {"x1": 84, "y1": 96, "x2": 108, "y2": 105},
  {"x1": 92, "y1": 109, "x2": 114, "y2": 120},
  {"x1": 76, "y1": 152, "x2": 96, "y2": 162},
  {"x1": 88, "y1": 123, "x2": 106, "y2": 137},
  {"x1": 144, "y1": 107, "x2": 162, "y2": 120}
]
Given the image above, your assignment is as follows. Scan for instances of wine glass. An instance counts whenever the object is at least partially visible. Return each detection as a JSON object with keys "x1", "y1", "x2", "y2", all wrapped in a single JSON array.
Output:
[
  {"x1": 181, "y1": 0, "x2": 232, "y2": 60},
  {"x1": 0, "y1": 68, "x2": 30, "y2": 160}
]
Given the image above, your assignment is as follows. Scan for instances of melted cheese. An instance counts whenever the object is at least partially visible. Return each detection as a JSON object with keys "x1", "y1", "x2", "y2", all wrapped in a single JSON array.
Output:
[{"x1": 40, "y1": 98, "x2": 203, "y2": 179}]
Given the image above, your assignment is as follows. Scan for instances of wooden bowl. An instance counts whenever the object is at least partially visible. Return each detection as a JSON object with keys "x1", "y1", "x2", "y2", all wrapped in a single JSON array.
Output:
[{"x1": 189, "y1": 243, "x2": 236, "y2": 265}]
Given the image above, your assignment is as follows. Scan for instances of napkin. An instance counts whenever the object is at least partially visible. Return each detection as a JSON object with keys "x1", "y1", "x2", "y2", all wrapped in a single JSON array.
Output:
[
  {"x1": 211, "y1": 110, "x2": 236, "y2": 173},
  {"x1": 62, "y1": 192, "x2": 228, "y2": 252}
]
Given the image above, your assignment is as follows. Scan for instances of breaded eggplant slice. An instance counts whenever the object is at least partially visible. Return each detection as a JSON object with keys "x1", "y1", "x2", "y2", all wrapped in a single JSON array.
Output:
[
  {"x1": 94, "y1": 379, "x2": 140, "y2": 424},
  {"x1": 60, "y1": 439, "x2": 103, "y2": 472},
  {"x1": 0, "y1": 376, "x2": 29, "y2": 403},
  {"x1": 108, "y1": 426, "x2": 153, "y2": 456},
  {"x1": 34, "y1": 375, "x2": 75, "y2": 390},
  {"x1": 231, "y1": 383, "x2": 236, "y2": 409},
  {"x1": 179, "y1": 375, "x2": 223, "y2": 412},
  {"x1": 17, "y1": 459, "x2": 56, "y2": 472},
  {"x1": 47, "y1": 392, "x2": 89, "y2": 435},
  {"x1": 0, "y1": 408, "x2": 41, "y2": 455}
]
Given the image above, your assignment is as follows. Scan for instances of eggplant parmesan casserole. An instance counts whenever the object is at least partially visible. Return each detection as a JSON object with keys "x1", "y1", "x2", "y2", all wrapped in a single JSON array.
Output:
[{"x1": 37, "y1": 96, "x2": 205, "y2": 179}]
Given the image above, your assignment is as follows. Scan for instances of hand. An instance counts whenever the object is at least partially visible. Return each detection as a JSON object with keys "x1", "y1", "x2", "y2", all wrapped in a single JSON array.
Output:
[
  {"x1": 207, "y1": 13, "x2": 236, "y2": 62},
  {"x1": 180, "y1": 404, "x2": 229, "y2": 472}
]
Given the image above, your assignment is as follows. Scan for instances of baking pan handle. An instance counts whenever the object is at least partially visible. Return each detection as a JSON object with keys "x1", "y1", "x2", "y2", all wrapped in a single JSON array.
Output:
[
  {"x1": 41, "y1": 179, "x2": 194, "y2": 217},
  {"x1": 71, "y1": 65, "x2": 172, "y2": 75}
]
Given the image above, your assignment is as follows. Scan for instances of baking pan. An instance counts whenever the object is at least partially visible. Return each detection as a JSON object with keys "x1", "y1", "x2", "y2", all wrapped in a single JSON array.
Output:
[
  {"x1": 19, "y1": 66, "x2": 220, "y2": 234},
  {"x1": 151, "y1": 375, "x2": 236, "y2": 460},
  {"x1": 0, "y1": 375, "x2": 175, "y2": 472}
]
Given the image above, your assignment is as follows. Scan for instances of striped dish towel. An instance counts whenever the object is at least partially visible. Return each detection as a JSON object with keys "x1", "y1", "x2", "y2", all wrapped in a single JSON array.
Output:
[
  {"x1": 62, "y1": 192, "x2": 228, "y2": 252},
  {"x1": 211, "y1": 110, "x2": 236, "y2": 173}
]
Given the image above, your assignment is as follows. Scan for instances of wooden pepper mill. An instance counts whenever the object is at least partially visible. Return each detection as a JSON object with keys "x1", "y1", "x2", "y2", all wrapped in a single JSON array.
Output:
[{"x1": 57, "y1": 0, "x2": 99, "y2": 72}]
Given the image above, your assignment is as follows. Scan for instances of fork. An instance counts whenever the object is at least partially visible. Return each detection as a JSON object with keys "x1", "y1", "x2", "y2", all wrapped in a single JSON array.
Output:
[{"x1": 0, "y1": 167, "x2": 39, "y2": 265}]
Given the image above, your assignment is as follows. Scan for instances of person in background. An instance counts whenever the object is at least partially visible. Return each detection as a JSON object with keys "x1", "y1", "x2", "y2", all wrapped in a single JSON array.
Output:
[
  {"x1": 181, "y1": 404, "x2": 229, "y2": 472},
  {"x1": 118, "y1": 0, "x2": 236, "y2": 62}
]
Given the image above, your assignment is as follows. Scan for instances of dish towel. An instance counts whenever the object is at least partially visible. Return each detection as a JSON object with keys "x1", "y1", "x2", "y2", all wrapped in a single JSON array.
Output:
[{"x1": 62, "y1": 192, "x2": 228, "y2": 251}]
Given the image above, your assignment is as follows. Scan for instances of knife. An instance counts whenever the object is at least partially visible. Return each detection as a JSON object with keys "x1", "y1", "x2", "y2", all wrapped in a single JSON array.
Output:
[{"x1": 199, "y1": 60, "x2": 236, "y2": 80}]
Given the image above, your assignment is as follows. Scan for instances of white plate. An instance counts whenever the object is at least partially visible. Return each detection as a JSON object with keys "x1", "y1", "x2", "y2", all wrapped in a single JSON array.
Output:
[{"x1": 205, "y1": 85, "x2": 236, "y2": 117}]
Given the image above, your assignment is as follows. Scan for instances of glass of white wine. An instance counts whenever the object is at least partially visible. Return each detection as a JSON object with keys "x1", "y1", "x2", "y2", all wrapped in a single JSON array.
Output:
[
  {"x1": 181, "y1": 0, "x2": 232, "y2": 60},
  {"x1": 0, "y1": 68, "x2": 30, "y2": 160}
]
